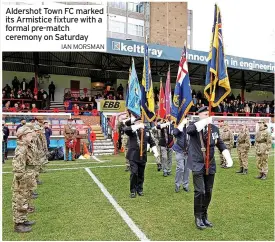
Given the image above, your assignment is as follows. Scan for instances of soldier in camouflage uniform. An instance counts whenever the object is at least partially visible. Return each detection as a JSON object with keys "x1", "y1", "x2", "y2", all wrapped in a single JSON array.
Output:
[
  {"x1": 36, "y1": 116, "x2": 49, "y2": 171},
  {"x1": 12, "y1": 126, "x2": 35, "y2": 233},
  {"x1": 236, "y1": 124, "x2": 251, "y2": 174},
  {"x1": 255, "y1": 121, "x2": 272, "y2": 180},
  {"x1": 151, "y1": 124, "x2": 162, "y2": 171},
  {"x1": 220, "y1": 122, "x2": 234, "y2": 168}
]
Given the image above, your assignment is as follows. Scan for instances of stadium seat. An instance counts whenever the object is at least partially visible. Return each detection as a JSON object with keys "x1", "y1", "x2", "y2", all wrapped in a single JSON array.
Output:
[
  {"x1": 76, "y1": 120, "x2": 84, "y2": 124},
  {"x1": 51, "y1": 120, "x2": 60, "y2": 125},
  {"x1": 50, "y1": 140, "x2": 58, "y2": 148},
  {"x1": 60, "y1": 119, "x2": 68, "y2": 125},
  {"x1": 7, "y1": 140, "x2": 17, "y2": 149}
]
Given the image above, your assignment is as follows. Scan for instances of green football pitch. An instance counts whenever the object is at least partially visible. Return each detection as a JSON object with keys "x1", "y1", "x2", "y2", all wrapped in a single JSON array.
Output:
[{"x1": 2, "y1": 148, "x2": 274, "y2": 241}]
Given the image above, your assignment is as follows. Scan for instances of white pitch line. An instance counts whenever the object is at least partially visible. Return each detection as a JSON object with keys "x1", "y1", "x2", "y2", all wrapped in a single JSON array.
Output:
[
  {"x1": 91, "y1": 155, "x2": 104, "y2": 163},
  {"x1": 85, "y1": 168, "x2": 150, "y2": 241}
]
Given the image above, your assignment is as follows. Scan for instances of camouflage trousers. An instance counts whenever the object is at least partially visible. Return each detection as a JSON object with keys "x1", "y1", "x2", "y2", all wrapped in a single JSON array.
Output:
[
  {"x1": 125, "y1": 147, "x2": 130, "y2": 168},
  {"x1": 256, "y1": 153, "x2": 269, "y2": 175},
  {"x1": 26, "y1": 169, "x2": 38, "y2": 206},
  {"x1": 160, "y1": 147, "x2": 173, "y2": 173},
  {"x1": 220, "y1": 148, "x2": 231, "y2": 166},
  {"x1": 237, "y1": 149, "x2": 249, "y2": 169},
  {"x1": 12, "y1": 177, "x2": 28, "y2": 224}
]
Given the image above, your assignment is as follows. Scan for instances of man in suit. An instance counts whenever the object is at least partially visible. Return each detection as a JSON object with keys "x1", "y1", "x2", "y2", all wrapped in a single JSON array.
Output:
[
  {"x1": 187, "y1": 106, "x2": 233, "y2": 230},
  {"x1": 124, "y1": 117, "x2": 160, "y2": 198}
]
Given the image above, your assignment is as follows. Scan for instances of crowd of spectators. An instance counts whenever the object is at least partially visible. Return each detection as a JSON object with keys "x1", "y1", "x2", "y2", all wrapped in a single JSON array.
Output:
[
  {"x1": 153, "y1": 87, "x2": 274, "y2": 115},
  {"x1": 2, "y1": 76, "x2": 50, "y2": 112}
]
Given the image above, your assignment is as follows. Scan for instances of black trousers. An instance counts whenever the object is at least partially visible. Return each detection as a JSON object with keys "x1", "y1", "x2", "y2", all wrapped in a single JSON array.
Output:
[
  {"x1": 49, "y1": 92, "x2": 55, "y2": 101},
  {"x1": 192, "y1": 172, "x2": 215, "y2": 218},
  {"x1": 129, "y1": 160, "x2": 146, "y2": 193}
]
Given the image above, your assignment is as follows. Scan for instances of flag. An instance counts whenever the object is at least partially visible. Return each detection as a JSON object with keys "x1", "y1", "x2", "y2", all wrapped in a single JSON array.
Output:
[
  {"x1": 125, "y1": 66, "x2": 131, "y2": 109},
  {"x1": 141, "y1": 41, "x2": 156, "y2": 121},
  {"x1": 158, "y1": 79, "x2": 166, "y2": 119},
  {"x1": 204, "y1": 4, "x2": 231, "y2": 107},
  {"x1": 126, "y1": 58, "x2": 141, "y2": 117},
  {"x1": 165, "y1": 67, "x2": 172, "y2": 117},
  {"x1": 171, "y1": 45, "x2": 193, "y2": 124}
]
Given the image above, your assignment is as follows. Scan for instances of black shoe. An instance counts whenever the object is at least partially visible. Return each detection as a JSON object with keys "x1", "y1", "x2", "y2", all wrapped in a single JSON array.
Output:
[
  {"x1": 163, "y1": 172, "x2": 167, "y2": 177},
  {"x1": 157, "y1": 164, "x2": 162, "y2": 172},
  {"x1": 14, "y1": 223, "x2": 32, "y2": 233},
  {"x1": 236, "y1": 167, "x2": 243, "y2": 173},
  {"x1": 167, "y1": 171, "x2": 171, "y2": 176},
  {"x1": 175, "y1": 186, "x2": 180, "y2": 193},
  {"x1": 23, "y1": 221, "x2": 36, "y2": 226},
  {"x1": 242, "y1": 169, "x2": 248, "y2": 175},
  {"x1": 195, "y1": 217, "x2": 207, "y2": 230},
  {"x1": 130, "y1": 193, "x2": 136, "y2": 198},
  {"x1": 137, "y1": 191, "x2": 144, "y2": 196},
  {"x1": 125, "y1": 167, "x2": 130, "y2": 172},
  {"x1": 256, "y1": 173, "x2": 263, "y2": 179},
  {"x1": 183, "y1": 187, "x2": 190, "y2": 192},
  {"x1": 261, "y1": 174, "x2": 267, "y2": 180},
  {"x1": 202, "y1": 216, "x2": 213, "y2": 227}
]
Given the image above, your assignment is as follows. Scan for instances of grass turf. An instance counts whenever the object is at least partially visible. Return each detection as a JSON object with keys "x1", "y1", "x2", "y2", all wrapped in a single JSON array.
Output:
[{"x1": 2, "y1": 149, "x2": 274, "y2": 241}]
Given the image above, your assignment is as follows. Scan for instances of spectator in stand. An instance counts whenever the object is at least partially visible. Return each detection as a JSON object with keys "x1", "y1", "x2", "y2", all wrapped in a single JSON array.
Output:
[
  {"x1": 250, "y1": 103, "x2": 257, "y2": 113},
  {"x1": 271, "y1": 104, "x2": 274, "y2": 114},
  {"x1": 31, "y1": 103, "x2": 38, "y2": 113},
  {"x1": 238, "y1": 101, "x2": 244, "y2": 111},
  {"x1": 117, "y1": 84, "x2": 124, "y2": 95},
  {"x1": 190, "y1": 104, "x2": 197, "y2": 113},
  {"x1": 28, "y1": 77, "x2": 35, "y2": 91},
  {"x1": 20, "y1": 78, "x2": 28, "y2": 91},
  {"x1": 16, "y1": 118, "x2": 26, "y2": 132},
  {"x1": 20, "y1": 104, "x2": 29, "y2": 112},
  {"x1": 236, "y1": 94, "x2": 241, "y2": 101},
  {"x1": 244, "y1": 103, "x2": 250, "y2": 113},
  {"x1": 12, "y1": 76, "x2": 20, "y2": 93},
  {"x1": 3, "y1": 84, "x2": 11, "y2": 94},
  {"x1": 3, "y1": 101, "x2": 11, "y2": 112},
  {"x1": 48, "y1": 81, "x2": 56, "y2": 101},
  {"x1": 197, "y1": 90, "x2": 203, "y2": 100},
  {"x1": 14, "y1": 103, "x2": 21, "y2": 112},
  {"x1": 44, "y1": 121, "x2": 52, "y2": 150},
  {"x1": 42, "y1": 94, "x2": 49, "y2": 110},
  {"x1": 64, "y1": 90, "x2": 72, "y2": 100}
]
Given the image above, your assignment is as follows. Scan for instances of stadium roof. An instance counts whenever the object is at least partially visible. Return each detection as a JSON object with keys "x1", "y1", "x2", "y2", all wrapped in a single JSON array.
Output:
[{"x1": 2, "y1": 38, "x2": 274, "y2": 91}]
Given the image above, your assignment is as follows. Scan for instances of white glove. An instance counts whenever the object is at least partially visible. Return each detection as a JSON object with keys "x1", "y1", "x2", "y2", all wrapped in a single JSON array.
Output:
[
  {"x1": 194, "y1": 117, "x2": 212, "y2": 132},
  {"x1": 152, "y1": 126, "x2": 157, "y2": 131},
  {"x1": 131, "y1": 123, "x2": 144, "y2": 132},
  {"x1": 160, "y1": 122, "x2": 170, "y2": 129},
  {"x1": 151, "y1": 146, "x2": 159, "y2": 158},
  {"x1": 222, "y1": 149, "x2": 233, "y2": 167},
  {"x1": 122, "y1": 117, "x2": 136, "y2": 124},
  {"x1": 177, "y1": 118, "x2": 188, "y2": 132},
  {"x1": 147, "y1": 144, "x2": 150, "y2": 151}
]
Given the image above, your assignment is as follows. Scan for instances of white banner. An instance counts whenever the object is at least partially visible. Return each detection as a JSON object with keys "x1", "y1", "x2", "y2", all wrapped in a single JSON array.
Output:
[{"x1": 1, "y1": 4, "x2": 107, "y2": 51}]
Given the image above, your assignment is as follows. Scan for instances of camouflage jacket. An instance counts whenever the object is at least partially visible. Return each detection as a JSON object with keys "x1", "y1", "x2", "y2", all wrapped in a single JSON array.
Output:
[
  {"x1": 255, "y1": 127, "x2": 272, "y2": 154},
  {"x1": 220, "y1": 128, "x2": 234, "y2": 149},
  {"x1": 237, "y1": 130, "x2": 250, "y2": 150},
  {"x1": 12, "y1": 140, "x2": 28, "y2": 178}
]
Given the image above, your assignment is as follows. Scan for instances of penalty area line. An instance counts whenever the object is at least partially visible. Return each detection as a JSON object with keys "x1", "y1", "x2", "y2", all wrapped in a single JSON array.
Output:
[{"x1": 85, "y1": 167, "x2": 150, "y2": 241}]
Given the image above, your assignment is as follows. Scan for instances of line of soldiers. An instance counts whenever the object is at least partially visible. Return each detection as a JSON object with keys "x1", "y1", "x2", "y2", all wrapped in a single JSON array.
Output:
[{"x1": 12, "y1": 116, "x2": 49, "y2": 233}]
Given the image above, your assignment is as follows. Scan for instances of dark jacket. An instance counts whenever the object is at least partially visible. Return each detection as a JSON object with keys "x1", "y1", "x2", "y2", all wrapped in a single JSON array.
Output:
[
  {"x1": 172, "y1": 126, "x2": 189, "y2": 153},
  {"x1": 45, "y1": 127, "x2": 52, "y2": 146},
  {"x1": 124, "y1": 126, "x2": 156, "y2": 163},
  {"x1": 156, "y1": 124, "x2": 174, "y2": 148},
  {"x1": 3, "y1": 126, "x2": 9, "y2": 141},
  {"x1": 187, "y1": 122, "x2": 227, "y2": 174}
]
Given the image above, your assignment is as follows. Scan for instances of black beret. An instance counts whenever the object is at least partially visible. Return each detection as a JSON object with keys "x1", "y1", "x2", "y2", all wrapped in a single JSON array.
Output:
[{"x1": 198, "y1": 106, "x2": 209, "y2": 113}]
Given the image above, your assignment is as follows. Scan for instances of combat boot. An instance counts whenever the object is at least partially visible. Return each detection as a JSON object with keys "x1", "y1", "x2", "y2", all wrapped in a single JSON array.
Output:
[
  {"x1": 157, "y1": 163, "x2": 162, "y2": 171},
  {"x1": 261, "y1": 174, "x2": 267, "y2": 180},
  {"x1": 242, "y1": 169, "x2": 248, "y2": 175},
  {"x1": 14, "y1": 223, "x2": 32, "y2": 233},
  {"x1": 202, "y1": 214, "x2": 213, "y2": 227},
  {"x1": 236, "y1": 167, "x2": 243, "y2": 173},
  {"x1": 23, "y1": 221, "x2": 36, "y2": 226},
  {"x1": 255, "y1": 173, "x2": 263, "y2": 179}
]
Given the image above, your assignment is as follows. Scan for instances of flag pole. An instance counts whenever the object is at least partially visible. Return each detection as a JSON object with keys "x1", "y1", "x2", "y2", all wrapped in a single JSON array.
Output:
[{"x1": 140, "y1": 36, "x2": 148, "y2": 158}]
